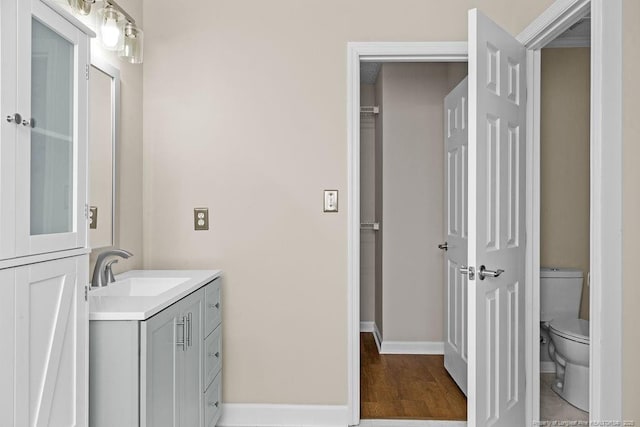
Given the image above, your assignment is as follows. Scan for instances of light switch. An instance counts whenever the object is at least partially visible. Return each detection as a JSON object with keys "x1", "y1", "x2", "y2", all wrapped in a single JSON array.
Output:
[
  {"x1": 324, "y1": 190, "x2": 338, "y2": 212},
  {"x1": 194, "y1": 208, "x2": 209, "y2": 230}
]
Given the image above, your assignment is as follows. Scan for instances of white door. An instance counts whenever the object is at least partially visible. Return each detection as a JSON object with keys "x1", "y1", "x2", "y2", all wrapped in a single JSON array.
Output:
[
  {"x1": 467, "y1": 9, "x2": 526, "y2": 427},
  {"x1": 12, "y1": 256, "x2": 88, "y2": 427},
  {"x1": 443, "y1": 77, "x2": 469, "y2": 396}
]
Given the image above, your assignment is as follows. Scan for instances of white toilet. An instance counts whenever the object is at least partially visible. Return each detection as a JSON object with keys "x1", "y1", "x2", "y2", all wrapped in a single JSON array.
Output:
[{"x1": 540, "y1": 267, "x2": 590, "y2": 412}]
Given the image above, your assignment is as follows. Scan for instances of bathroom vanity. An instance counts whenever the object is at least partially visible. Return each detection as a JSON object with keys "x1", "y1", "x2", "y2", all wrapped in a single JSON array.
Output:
[{"x1": 89, "y1": 270, "x2": 223, "y2": 427}]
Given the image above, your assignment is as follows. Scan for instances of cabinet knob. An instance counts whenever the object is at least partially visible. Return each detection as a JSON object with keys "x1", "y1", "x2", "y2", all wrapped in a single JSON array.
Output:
[
  {"x1": 6, "y1": 113, "x2": 22, "y2": 124},
  {"x1": 22, "y1": 118, "x2": 34, "y2": 128}
]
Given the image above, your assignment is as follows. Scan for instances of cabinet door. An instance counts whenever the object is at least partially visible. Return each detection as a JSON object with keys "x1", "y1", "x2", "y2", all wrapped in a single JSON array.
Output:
[
  {"x1": 0, "y1": 0, "x2": 18, "y2": 259},
  {"x1": 12, "y1": 256, "x2": 89, "y2": 427},
  {"x1": 141, "y1": 303, "x2": 182, "y2": 427},
  {"x1": 14, "y1": 0, "x2": 89, "y2": 257},
  {"x1": 179, "y1": 289, "x2": 204, "y2": 427}
]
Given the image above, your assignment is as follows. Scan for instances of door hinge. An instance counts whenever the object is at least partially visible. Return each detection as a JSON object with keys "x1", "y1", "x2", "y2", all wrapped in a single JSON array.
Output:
[
  {"x1": 84, "y1": 203, "x2": 89, "y2": 220},
  {"x1": 85, "y1": 64, "x2": 90, "y2": 80},
  {"x1": 84, "y1": 285, "x2": 88, "y2": 301}
]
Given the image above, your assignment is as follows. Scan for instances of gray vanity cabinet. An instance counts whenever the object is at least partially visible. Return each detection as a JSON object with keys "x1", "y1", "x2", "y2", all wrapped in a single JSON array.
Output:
[
  {"x1": 141, "y1": 287, "x2": 204, "y2": 427},
  {"x1": 90, "y1": 278, "x2": 221, "y2": 427}
]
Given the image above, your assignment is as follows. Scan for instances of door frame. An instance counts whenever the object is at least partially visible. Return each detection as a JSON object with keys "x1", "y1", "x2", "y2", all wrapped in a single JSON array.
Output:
[
  {"x1": 517, "y1": 0, "x2": 623, "y2": 423},
  {"x1": 346, "y1": 1, "x2": 623, "y2": 424},
  {"x1": 346, "y1": 41, "x2": 468, "y2": 425}
]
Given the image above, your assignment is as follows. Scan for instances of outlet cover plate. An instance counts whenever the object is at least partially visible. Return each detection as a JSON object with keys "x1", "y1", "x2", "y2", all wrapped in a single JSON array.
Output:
[
  {"x1": 194, "y1": 208, "x2": 209, "y2": 230},
  {"x1": 324, "y1": 190, "x2": 338, "y2": 212},
  {"x1": 89, "y1": 206, "x2": 98, "y2": 229}
]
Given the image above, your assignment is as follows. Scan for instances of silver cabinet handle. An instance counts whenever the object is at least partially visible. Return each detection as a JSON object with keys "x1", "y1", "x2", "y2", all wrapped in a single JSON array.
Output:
[
  {"x1": 176, "y1": 316, "x2": 186, "y2": 351},
  {"x1": 479, "y1": 265, "x2": 504, "y2": 280},
  {"x1": 438, "y1": 242, "x2": 448, "y2": 251},
  {"x1": 6, "y1": 113, "x2": 22, "y2": 124},
  {"x1": 186, "y1": 312, "x2": 192, "y2": 347}
]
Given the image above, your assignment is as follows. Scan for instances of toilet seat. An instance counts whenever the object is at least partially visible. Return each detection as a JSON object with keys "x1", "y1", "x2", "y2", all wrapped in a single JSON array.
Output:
[{"x1": 549, "y1": 318, "x2": 589, "y2": 344}]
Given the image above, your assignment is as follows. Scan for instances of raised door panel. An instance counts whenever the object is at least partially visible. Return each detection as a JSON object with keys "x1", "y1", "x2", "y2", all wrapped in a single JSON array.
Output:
[
  {"x1": 13, "y1": 255, "x2": 88, "y2": 427},
  {"x1": 14, "y1": 0, "x2": 88, "y2": 257},
  {"x1": 179, "y1": 289, "x2": 204, "y2": 427},
  {"x1": 141, "y1": 304, "x2": 181, "y2": 427}
]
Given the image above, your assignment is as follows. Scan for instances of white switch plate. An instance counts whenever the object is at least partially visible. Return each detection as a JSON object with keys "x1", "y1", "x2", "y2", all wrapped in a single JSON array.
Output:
[{"x1": 324, "y1": 190, "x2": 338, "y2": 212}]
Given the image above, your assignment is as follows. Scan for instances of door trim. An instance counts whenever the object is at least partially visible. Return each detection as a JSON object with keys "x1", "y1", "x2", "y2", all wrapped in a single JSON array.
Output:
[
  {"x1": 346, "y1": 41, "x2": 468, "y2": 425},
  {"x1": 347, "y1": 1, "x2": 623, "y2": 422},
  {"x1": 517, "y1": 0, "x2": 623, "y2": 424}
]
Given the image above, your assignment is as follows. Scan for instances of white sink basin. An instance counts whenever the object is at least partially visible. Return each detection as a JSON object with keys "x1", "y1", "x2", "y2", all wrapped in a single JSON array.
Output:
[{"x1": 91, "y1": 277, "x2": 189, "y2": 297}]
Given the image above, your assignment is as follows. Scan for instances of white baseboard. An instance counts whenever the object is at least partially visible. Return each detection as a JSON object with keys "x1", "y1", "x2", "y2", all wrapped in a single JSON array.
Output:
[
  {"x1": 359, "y1": 420, "x2": 466, "y2": 427},
  {"x1": 540, "y1": 361, "x2": 556, "y2": 374},
  {"x1": 218, "y1": 403, "x2": 349, "y2": 427},
  {"x1": 360, "y1": 321, "x2": 375, "y2": 332},
  {"x1": 380, "y1": 340, "x2": 444, "y2": 355},
  {"x1": 372, "y1": 324, "x2": 382, "y2": 353}
]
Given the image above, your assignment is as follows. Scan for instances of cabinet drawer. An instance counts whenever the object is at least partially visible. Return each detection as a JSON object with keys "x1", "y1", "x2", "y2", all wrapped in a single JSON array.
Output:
[
  {"x1": 204, "y1": 372, "x2": 222, "y2": 427},
  {"x1": 204, "y1": 279, "x2": 221, "y2": 337},
  {"x1": 204, "y1": 324, "x2": 222, "y2": 392}
]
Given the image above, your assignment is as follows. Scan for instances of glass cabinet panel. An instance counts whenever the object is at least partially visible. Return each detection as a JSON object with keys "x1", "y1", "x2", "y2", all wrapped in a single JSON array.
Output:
[{"x1": 30, "y1": 18, "x2": 74, "y2": 236}]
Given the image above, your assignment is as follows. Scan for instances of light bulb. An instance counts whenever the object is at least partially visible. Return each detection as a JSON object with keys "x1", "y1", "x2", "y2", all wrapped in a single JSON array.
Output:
[{"x1": 100, "y1": 7, "x2": 121, "y2": 49}]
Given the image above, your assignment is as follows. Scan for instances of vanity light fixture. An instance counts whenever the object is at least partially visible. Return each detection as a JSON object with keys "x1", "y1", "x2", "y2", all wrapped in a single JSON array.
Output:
[
  {"x1": 99, "y1": 4, "x2": 123, "y2": 50},
  {"x1": 61, "y1": 0, "x2": 144, "y2": 64},
  {"x1": 68, "y1": 0, "x2": 94, "y2": 16},
  {"x1": 118, "y1": 22, "x2": 144, "y2": 64}
]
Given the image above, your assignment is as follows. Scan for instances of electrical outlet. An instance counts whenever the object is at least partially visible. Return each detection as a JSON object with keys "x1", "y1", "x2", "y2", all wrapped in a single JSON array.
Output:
[
  {"x1": 89, "y1": 206, "x2": 98, "y2": 229},
  {"x1": 324, "y1": 190, "x2": 338, "y2": 212},
  {"x1": 194, "y1": 208, "x2": 209, "y2": 230}
]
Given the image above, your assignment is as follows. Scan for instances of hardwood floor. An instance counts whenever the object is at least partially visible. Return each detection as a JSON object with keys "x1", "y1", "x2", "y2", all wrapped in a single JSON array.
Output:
[{"x1": 360, "y1": 333, "x2": 467, "y2": 420}]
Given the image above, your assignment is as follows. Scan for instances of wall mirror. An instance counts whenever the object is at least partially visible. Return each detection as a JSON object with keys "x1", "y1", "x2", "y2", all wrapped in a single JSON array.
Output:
[{"x1": 89, "y1": 57, "x2": 120, "y2": 250}]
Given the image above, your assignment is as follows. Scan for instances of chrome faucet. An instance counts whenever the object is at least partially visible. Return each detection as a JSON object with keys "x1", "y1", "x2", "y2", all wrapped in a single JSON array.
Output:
[{"x1": 91, "y1": 249, "x2": 133, "y2": 288}]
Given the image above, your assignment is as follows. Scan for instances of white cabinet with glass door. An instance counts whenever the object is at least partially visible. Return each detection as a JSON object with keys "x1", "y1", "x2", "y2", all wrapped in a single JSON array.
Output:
[{"x1": 0, "y1": 0, "x2": 90, "y2": 260}]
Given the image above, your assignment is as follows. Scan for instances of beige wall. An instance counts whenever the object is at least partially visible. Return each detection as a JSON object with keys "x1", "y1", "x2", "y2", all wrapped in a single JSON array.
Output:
[
  {"x1": 89, "y1": 0, "x2": 144, "y2": 275},
  {"x1": 142, "y1": 0, "x2": 556, "y2": 405},
  {"x1": 377, "y1": 63, "x2": 463, "y2": 343},
  {"x1": 540, "y1": 48, "x2": 591, "y2": 320},
  {"x1": 360, "y1": 84, "x2": 376, "y2": 323},
  {"x1": 622, "y1": 0, "x2": 640, "y2": 421}
]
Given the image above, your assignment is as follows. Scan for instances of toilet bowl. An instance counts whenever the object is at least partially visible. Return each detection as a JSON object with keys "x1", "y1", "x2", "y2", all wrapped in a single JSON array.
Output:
[{"x1": 548, "y1": 317, "x2": 590, "y2": 411}]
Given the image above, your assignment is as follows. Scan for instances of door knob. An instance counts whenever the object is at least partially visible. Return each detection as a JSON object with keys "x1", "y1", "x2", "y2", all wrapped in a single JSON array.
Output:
[
  {"x1": 438, "y1": 242, "x2": 448, "y2": 251},
  {"x1": 479, "y1": 265, "x2": 504, "y2": 280}
]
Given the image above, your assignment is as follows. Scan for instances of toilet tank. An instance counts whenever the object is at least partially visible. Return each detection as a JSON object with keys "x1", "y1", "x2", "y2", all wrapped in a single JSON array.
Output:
[{"x1": 540, "y1": 267, "x2": 583, "y2": 322}]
